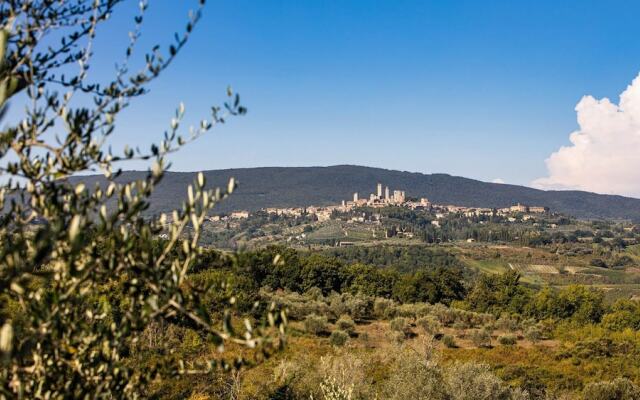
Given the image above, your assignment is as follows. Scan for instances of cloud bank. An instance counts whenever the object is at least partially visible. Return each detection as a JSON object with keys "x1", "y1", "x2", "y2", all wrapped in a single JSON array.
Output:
[{"x1": 533, "y1": 73, "x2": 640, "y2": 198}]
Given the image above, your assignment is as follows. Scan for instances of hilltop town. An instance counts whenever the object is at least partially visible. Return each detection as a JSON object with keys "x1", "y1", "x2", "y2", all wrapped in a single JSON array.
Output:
[
  {"x1": 189, "y1": 182, "x2": 590, "y2": 251},
  {"x1": 213, "y1": 182, "x2": 550, "y2": 224}
]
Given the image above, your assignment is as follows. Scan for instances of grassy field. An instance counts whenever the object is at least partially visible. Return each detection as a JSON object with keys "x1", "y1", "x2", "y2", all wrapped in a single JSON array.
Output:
[
  {"x1": 461, "y1": 258, "x2": 509, "y2": 275},
  {"x1": 306, "y1": 221, "x2": 382, "y2": 242}
]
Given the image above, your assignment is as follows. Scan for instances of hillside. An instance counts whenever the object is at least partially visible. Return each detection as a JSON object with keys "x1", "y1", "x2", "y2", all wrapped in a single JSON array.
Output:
[{"x1": 70, "y1": 165, "x2": 640, "y2": 220}]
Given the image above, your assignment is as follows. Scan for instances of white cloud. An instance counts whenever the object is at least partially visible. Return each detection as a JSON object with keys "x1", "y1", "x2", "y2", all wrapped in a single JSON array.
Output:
[
  {"x1": 492, "y1": 178, "x2": 505, "y2": 184},
  {"x1": 533, "y1": 73, "x2": 640, "y2": 197}
]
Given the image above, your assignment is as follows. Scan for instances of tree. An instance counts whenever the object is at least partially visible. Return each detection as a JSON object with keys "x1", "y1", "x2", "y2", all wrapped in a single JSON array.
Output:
[
  {"x1": 601, "y1": 299, "x2": 640, "y2": 331},
  {"x1": 465, "y1": 271, "x2": 531, "y2": 315},
  {"x1": 0, "y1": 1, "x2": 284, "y2": 397},
  {"x1": 392, "y1": 268, "x2": 465, "y2": 305},
  {"x1": 528, "y1": 285, "x2": 604, "y2": 323}
]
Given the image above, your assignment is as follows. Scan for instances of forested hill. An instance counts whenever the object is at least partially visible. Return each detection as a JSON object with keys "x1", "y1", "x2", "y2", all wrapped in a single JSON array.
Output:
[{"x1": 70, "y1": 165, "x2": 640, "y2": 220}]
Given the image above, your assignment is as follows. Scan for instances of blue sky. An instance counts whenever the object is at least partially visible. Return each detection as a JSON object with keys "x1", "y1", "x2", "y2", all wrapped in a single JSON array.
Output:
[{"x1": 52, "y1": 1, "x2": 640, "y2": 187}]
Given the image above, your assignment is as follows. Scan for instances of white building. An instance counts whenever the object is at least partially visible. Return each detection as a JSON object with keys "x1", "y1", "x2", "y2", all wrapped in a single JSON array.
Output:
[{"x1": 231, "y1": 211, "x2": 249, "y2": 219}]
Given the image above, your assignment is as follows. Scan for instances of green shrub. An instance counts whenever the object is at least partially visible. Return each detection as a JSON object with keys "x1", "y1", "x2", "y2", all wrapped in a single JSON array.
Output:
[
  {"x1": 292, "y1": 301, "x2": 328, "y2": 320},
  {"x1": 305, "y1": 287, "x2": 325, "y2": 301},
  {"x1": 262, "y1": 290, "x2": 329, "y2": 321},
  {"x1": 470, "y1": 328, "x2": 492, "y2": 348},
  {"x1": 181, "y1": 328, "x2": 203, "y2": 352},
  {"x1": 469, "y1": 312, "x2": 495, "y2": 328},
  {"x1": 442, "y1": 335, "x2": 457, "y2": 348},
  {"x1": 383, "y1": 345, "x2": 448, "y2": 400},
  {"x1": 446, "y1": 362, "x2": 529, "y2": 400},
  {"x1": 434, "y1": 306, "x2": 458, "y2": 326},
  {"x1": 343, "y1": 293, "x2": 374, "y2": 321},
  {"x1": 305, "y1": 314, "x2": 329, "y2": 335},
  {"x1": 314, "y1": 353, "x2": 372, "y2": 399},
  {"x1": 330, "y1": 330, "x2": 349, "y2": 347},
  {"x1": 393, "y1": 303, "x2": 432, "y2": 319},
  {"x1": 601, "y1": 309, "x2": 640, "y2": 332},
  {"x1": 317, "y1": 376, "x2": 353, "y2": 399},
  {"x1": 452, "y1": 321, "x2": 467, "y2": 331},
  {"x1": 390, "y1": 317, "x2": 412, "y2": 337},
  {"x1": 524, "y1": 326, "x2": 542, "y2": 343},
  {"x1": 336, "y1": 315, "x2": 356, "y2": 334},
  {"x1": 590, "y1": 258, "x2": 608, "y2": 269},
  {"x1": 417, "y1": 316, "x2": 441, "y2": 336},
  {"x1": 521, "y1": 318, "x2": 537, "y2": 329},
  {"x1": 612, "y1": 255, "x2": 634, "y2": 267},
  {"x1": 383, "y1": 346, "x2": 526, "y2": 400},
  {"x1": 583, "y1": 378, "x2": 640, "y2": 400},
  {"x1": 496, "y1": 316, "x2": 520, "y2": 332},
  {"x1": 328, "y1": 295, "x2": 348, "y2": 321},
  {"x1": 390, "y1": 330, "x2": 406, "y2": 344},
  {"x1": 498, "y1": 334, "x2": 517, "y2": 346},
  {"x1": 374, "y1": 298, "x2": 395, "y2": 319}
]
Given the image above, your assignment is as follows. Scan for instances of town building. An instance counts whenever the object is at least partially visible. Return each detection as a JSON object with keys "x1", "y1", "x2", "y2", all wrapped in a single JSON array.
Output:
[
  {"x1": 316, "y1": 211, "x2": 332, "y2": 222},
  {"x1": 408, "y1": 198, "x2": 432, "y2": 210},
  {"x1": 231, "y1": 211, "x2": 249, "y2": 219},
  {"x1": 510, "y1": 203, "x2": 528, "y2": 213},
  {"x1": 348, "y1": 183, "x2": 408, "y2": 208},
  {"x1": 392, "y1": 190, "x2": 406, "y2": 204},
  {"x1": 529, "y1": 206, "x2": 549, "y2": 213}
]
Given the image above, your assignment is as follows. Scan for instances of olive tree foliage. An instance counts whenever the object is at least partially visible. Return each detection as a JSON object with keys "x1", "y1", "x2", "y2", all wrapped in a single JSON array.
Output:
[{"x1": 0, "y1": 1, "x2": 285, "y2": 398}]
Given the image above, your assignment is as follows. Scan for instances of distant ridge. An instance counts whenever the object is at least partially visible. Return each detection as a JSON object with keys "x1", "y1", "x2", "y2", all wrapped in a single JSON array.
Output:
[{"x1": 70, "y1": 165, "x2": 640, "y2": 220}]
